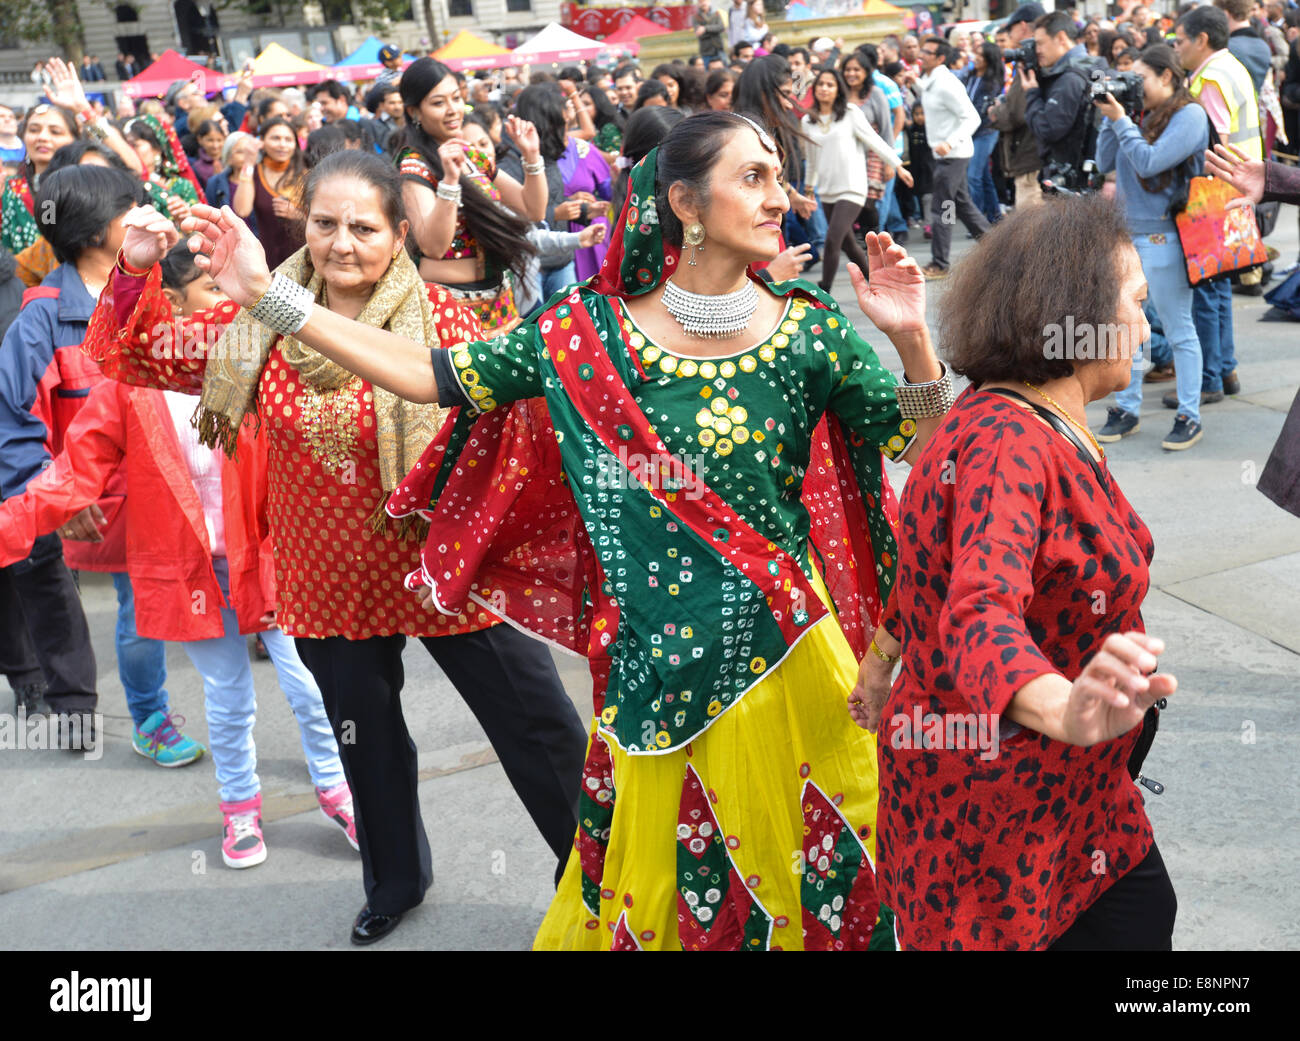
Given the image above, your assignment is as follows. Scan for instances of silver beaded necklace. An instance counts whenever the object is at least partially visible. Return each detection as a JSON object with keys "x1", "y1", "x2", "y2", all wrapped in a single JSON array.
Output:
[{"x1": 661, "y1": 278, "x2": 759, "y2": 339}]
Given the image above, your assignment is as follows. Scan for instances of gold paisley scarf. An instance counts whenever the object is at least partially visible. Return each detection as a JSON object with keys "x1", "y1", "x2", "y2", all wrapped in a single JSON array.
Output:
[{"x1": 195, "y1": 246, "x2": 448, "y2": 532}]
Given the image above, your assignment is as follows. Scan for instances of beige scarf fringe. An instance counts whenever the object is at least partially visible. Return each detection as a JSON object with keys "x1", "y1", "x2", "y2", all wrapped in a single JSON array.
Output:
[{"x1": 194, "y1": 246, "x2": 446, "y2": 538}]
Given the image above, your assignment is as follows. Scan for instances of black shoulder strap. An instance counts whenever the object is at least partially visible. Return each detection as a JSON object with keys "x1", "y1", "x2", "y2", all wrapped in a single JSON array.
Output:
[{"x1": 986, "y1": 388, "x2": 1114, "y2": 502}]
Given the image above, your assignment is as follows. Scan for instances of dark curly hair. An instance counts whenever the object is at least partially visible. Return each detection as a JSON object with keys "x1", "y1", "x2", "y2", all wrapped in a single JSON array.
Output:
[{"x1": 940, "y1": 194, "x2": 1135, "y2": 385}]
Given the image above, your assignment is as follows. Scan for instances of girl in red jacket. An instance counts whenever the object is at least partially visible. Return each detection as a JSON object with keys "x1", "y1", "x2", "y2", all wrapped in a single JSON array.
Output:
[{"x1": 0, "y1": 245, "x2": 357, "y2": 870}]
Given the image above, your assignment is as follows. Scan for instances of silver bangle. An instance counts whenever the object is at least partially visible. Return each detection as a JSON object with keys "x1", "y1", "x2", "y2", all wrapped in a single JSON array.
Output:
[
  {"x1": 894, "y1": 360, "x2": 955, "y2": 418},
  {"x1": 85, "y1": 117, "x2": 110, "y2": 142},
  {"x1": 245, "y1": 273, "x2": 314, "y2": 335},
  {"x1": 436, "y1": 180, "x2": 462, "y2": 203},
  {"x1": 522, "y1": 158, "x2": 545, "y2": 177}
]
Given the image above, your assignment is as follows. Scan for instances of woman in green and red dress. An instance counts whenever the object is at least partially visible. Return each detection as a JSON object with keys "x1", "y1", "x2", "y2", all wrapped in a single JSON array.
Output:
[
  {"x1": 124, "y1": 113, "x2": 203, "y2": 226},
  {"x1": 178, "y1": 111, "x2": 953, "y2": 950}
]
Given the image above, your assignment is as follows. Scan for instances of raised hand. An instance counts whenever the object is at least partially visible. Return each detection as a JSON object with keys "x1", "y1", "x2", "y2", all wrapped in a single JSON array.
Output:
[
  {"x1": 507, "y1": 114, "x2": 541, "y2": 162},
  {"x1": 1059, "y1": 632, "x2": 1176, "y2": 747},
  {"x1": 182, "y1": 204, "x2": 272, "y2": 308},
  {"x1": 44, "y1": 58, "x2": 88, "y2": 112},
  {"x1": 765, "y1": 242, "x2": 812, "y2": 282},
  {"x1": 848, "y1": 232, "x2": 925, "y2": 336},
  {"x1": 1204, "y1": 144, "x2": 1266, "y2": 207},
  {"x1": 165, "y1": 194, "x2": 192, "y2": 225},
  {"x1": 437, "y1": 138, "x2": 468, "y2": 184},
  {"x1": 121, "y1": 205, "x2": 181, "y2": 271}
]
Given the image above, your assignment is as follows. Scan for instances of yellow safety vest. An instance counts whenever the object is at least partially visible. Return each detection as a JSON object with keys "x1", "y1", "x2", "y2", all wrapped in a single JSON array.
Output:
[{"x1": 1189, "y1": 51, "x2": 1263, "y2": 160}]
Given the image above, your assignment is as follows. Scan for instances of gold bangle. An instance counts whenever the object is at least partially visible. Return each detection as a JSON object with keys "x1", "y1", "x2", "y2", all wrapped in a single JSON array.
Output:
[
  {"x1": 115, "y1": 249, "x2": 151, "y2": 277},
  {"x1": 869, "y1": 638, "x2": 900, "y2": 665}
]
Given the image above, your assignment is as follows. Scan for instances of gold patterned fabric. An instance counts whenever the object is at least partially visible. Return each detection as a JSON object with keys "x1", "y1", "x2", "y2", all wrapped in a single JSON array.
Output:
[{"x1": 197, "y1": 247, "x2": 449, "y2": 504}]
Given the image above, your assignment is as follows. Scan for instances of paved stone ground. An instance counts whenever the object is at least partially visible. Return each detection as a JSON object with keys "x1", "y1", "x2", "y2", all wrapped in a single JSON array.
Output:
[{"x1": 2, "y1": 218, "x2": 1297, "y2": 951}]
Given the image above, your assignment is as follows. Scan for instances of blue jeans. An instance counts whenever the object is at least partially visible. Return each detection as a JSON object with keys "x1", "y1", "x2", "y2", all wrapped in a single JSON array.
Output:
[
  {"x1": 1192, "y1": 279, "x2": 1237, "y2": 392},
  {"x1": 876, "y1": 175, "x2": 909, "y2": 235},
  {"x1": 805, "y1": 193, "x2": 828, "y2": 255},
  {"x1": 1144, "y1": 299, "x2": 1173, "y2": 369},
  {"x1": 111, "y1": 572, "x2": 169, "y2": 728},
  {"x1": 180, "y1": 560, "x2": 342, "y2": 802},
  {"x1": 968, "y1": 131, "x2": 1001, "y2": 224},
  {"x1": 540, "y1": 261, "x2": 575, "y2": 303},
  {"x1": 784, "y1": 188, "x2": 826, "y2": 262},
  {"x1": 1116, "y1": 233, "x2": 1204, "y2": 423}
]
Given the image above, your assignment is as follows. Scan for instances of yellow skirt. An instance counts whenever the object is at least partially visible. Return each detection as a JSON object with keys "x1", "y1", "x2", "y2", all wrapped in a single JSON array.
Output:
[{"x1": 535, "y1": 570, "x2": 891, "y2": 951}]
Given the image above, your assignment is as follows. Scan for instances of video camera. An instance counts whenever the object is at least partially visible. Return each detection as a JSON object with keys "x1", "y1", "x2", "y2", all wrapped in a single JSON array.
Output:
[
  {"x1": 1089, "y1": 68, "x2": 1145, "y2": 120},
  {"x1": 1002, "y1": 40, "x2": 1037, "y2": 73},
  {"x1": 1039, "y1": 158, "x2": 1105, "y2": 196}
]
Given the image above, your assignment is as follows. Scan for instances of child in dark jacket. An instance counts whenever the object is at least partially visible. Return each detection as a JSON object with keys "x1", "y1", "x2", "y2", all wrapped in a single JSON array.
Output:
[{"x1": 905, "y1": 102, "x2": 934, "y2": 223}]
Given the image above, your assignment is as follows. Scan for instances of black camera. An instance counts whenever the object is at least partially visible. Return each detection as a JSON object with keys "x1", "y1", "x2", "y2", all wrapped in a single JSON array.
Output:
[
  {"x1": 1039, "y1": 159, "x2": 1105, "y2": 196},
  {"x1": 1002, "y1": 40, "x2": 1037, "y2": 72},
  {"x1": 1090, "y1": 68, "x2": 1145, "y2": 120}
]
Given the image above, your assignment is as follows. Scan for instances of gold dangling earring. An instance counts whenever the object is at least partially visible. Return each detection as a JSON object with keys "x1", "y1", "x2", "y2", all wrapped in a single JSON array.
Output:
[{"x1": 684, "y1": 222, "x2": 705, "y2": 266}]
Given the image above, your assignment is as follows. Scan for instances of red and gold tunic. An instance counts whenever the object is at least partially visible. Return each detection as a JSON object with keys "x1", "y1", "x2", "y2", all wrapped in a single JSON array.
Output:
[{"x1": 85, "y1": 266, "x2": 499, "y2": 640}]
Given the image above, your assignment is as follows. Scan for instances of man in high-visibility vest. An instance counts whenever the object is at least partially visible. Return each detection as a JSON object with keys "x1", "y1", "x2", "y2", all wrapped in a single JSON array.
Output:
[{"x1": 1173, "y1": 5, "x2": 1261, "y2": 406}]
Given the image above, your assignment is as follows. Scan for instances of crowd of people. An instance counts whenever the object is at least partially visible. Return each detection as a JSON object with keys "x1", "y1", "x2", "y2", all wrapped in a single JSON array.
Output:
[{"x1": 0, "y1": 0, "x2": 1297, "y2": 951}]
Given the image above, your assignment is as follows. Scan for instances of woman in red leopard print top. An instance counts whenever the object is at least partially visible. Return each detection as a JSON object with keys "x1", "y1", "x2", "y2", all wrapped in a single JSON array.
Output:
[{"x1": 851, "y1": 195, "x2": 1179, "y2": 950}]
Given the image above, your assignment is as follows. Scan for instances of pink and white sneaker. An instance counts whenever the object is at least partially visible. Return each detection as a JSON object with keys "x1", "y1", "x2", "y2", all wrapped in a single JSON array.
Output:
[
  {"x1": 316, "y1": 782, "x2": 359, "y2": 851},
  {"x1": 219, "y1": 793, "x2": 267, "y2": 869}
]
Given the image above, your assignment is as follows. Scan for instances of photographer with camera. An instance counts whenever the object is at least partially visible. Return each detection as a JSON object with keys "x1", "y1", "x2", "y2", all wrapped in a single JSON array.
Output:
[
  {"x1": 1024, "y1": 11, "x2": 1106, "y2": 192},
  {"x1": 988, "y1": 3, "x2": 1046, "y2": 210},
  {"x1": 1094, "y1": 44, "x2": 1211, "y2": 451}
]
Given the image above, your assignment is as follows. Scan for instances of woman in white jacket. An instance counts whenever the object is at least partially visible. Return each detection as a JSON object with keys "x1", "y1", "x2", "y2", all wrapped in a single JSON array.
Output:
[{"x1": 803, "y1": 67, "x2": 912, "y2": 292}]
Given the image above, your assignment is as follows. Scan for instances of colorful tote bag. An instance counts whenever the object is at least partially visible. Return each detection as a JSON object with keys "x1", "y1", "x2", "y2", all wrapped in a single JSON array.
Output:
[{"x1": 1174, "y1": 175, "x2": 1268, "y2": 286}]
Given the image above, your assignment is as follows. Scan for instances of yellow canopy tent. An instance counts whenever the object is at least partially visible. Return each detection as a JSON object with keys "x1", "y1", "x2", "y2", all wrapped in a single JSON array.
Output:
[
  {"x1": 247, "y1": 42, "x2": 334, "y2": 87},
  {"x1": 433, "y1": 30, "x2": 519, "y2": 71}
]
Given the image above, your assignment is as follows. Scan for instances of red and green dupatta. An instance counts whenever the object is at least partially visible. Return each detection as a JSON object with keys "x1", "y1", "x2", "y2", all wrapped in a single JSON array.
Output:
[{"x1": 388, "y1": 148, "x2": 899, "y2": 755}]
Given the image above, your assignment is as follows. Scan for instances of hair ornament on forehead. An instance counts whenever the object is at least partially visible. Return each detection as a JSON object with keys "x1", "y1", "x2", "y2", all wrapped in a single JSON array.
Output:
[{"x1": 736, "y1": 114, "x2": 777, "y2": 155}]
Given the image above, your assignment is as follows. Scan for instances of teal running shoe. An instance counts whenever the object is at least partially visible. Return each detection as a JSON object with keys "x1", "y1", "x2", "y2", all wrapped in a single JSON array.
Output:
[{"x1": 132, "y1": 710, "x2": 205, "y2": 767}]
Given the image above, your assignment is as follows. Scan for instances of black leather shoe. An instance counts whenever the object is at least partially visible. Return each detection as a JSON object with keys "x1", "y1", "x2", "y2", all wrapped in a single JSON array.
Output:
[
  {"x1": 56, "y1": 712, "x2": 97, "y2": 753},
  {"x1": 351, "y1": 905, "x2": 403, "y2": 945}
]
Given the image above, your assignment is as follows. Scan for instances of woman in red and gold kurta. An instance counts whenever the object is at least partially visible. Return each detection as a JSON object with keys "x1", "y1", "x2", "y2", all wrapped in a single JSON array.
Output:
[
  {"x1": 83, "y1": 150, "x2": 587, "y2": 947},
  {"x1": 851, "y1": 194, "x2": 1179, "y2": 950}
]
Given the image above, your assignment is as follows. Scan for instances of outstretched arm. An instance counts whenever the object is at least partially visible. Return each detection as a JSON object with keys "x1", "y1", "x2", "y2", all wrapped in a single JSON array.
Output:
[
  {"x1": 847, "y1": 233, "x2": 943, "y2": 464},
  {"x1": 183, "y1": 204, "x2": 441, "y2": 403}
]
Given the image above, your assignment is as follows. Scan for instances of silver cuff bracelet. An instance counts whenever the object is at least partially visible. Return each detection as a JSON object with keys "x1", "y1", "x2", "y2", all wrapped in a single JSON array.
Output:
[
  {"x1": 246, "y1": 273, "x2": 314, "y2": 336},
  {"x1": 894, "y1": 360, "x2": 956, "y2": 419}
]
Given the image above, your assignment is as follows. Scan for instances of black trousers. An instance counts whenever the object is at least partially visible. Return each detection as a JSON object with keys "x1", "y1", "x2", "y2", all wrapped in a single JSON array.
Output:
[
  {"x1": 1, "y1": 567, "x2": 43, "y2": 689},
  {"x1": 1049, "y1": 842, "x2": 1177, "y2": 950},
  {"x1": 295, "y1": 624, "x2": 587, "y2": 916},
  {"x1": 820, "y1": 200, "x2": 873, "y2": 290},
  {"x1": 929, "y1": 156, "x2": 991, "y2": 269},
  {"x1": 0, "y1": 534, "x2": 98, "y2": 711}
]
